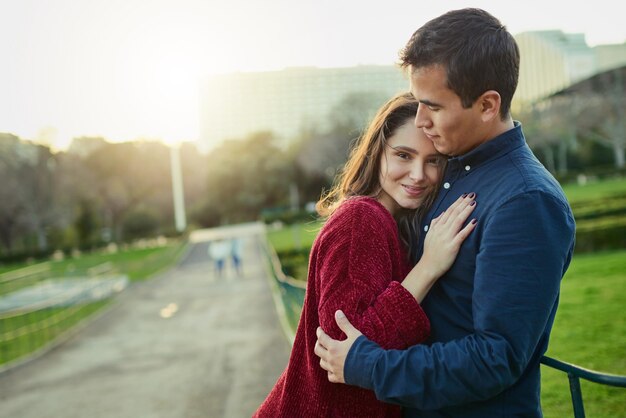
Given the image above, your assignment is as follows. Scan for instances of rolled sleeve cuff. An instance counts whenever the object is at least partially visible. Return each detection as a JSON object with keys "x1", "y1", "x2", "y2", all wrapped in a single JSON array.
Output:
[
  {"x1": 377, "y1": 281, "x2": 430, "y2": 347},
  {"x1": 345, "y1": 334, "x2": 383, "y2": 390}
]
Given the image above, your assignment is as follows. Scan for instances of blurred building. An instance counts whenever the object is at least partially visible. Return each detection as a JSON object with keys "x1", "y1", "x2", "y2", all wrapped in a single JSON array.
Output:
[
  {"x1": 198, "y1": 34, "x2": 626, "y2": 150},
  {"x1": 199, "y1": 65, "x2": 408, "y2": 150},
  {"x1": 594, "y1": 43, "x2": 626, "y2": 73},
  {"x1": 514, "y1": 30, "x2": 626, "y2": 108}
]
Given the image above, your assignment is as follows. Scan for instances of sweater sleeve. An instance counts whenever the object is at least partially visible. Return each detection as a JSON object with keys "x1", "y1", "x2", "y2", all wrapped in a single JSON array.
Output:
[{"x1": 317, "y1": 201, "x2": 430, "y2": 350}]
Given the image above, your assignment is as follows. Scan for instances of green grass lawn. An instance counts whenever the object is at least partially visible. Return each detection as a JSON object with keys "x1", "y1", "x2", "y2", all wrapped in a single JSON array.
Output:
[
  {"x1": 541, "y1": 249, "x2": 626, "y2": 417},
  {"x1": 0, "y1": 241, "x2": 188, "y2": 282},
  {"x1": 266, "y1": 221, "x2": 322, "y2": 253},
  {"x1": 0, "y1": 240, "x2": 188, "y2": 366},
  {"x1": 562, "y1": 176, "x2": 626, "y2": 204},
  {"x1": 0, "y1": 301, "x2": 109, "y2": 365},
  {"x1": 45, "y1": 241, "x2": 189, "y2": 281}
]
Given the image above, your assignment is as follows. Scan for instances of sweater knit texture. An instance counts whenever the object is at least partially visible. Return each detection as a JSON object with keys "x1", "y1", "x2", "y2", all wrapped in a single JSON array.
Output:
[{"x1": 254, "y1": 196, "x2": 431, "y2": 417}]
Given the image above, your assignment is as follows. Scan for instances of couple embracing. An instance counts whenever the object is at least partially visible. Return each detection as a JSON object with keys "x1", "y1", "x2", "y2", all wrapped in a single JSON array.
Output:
[{"x1": 256, "y1": 8, "x2": 575, "y2": 418}]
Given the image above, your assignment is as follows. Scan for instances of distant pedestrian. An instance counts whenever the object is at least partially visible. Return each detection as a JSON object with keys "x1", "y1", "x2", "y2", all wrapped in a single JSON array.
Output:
[
  {"x1": 230, "y1": 238, "x2": 243, "y2": 277},
  {"x1": 207, "y1": 238, "x2": 231, "y2": 278}
]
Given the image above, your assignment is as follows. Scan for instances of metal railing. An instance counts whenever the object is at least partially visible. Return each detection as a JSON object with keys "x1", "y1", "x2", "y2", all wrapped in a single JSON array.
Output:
[
  {"x1": 0, "y1": 262, "x2": 128, "y2": 370},
  {"x1": 259, "y1": 234, "x2": 306, "y2": 344},
  {"x1": 540, "y1": 355, "x2": 626, "y2": 418}
]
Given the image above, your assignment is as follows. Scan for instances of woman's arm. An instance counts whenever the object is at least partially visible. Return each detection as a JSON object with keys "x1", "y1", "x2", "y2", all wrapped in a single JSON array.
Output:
[
  {"x1": 316, "y1": 206, "x2": 427, "y2": 350},
  {"x1": 317, "y1": 196, "x2": 475, "y2": 350}
]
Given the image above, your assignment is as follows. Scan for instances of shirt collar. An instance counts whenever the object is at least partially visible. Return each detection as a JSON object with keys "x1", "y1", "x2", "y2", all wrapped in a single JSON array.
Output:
[{"x1": 447, "y1": 121, "x2": 525, "y2": 168}]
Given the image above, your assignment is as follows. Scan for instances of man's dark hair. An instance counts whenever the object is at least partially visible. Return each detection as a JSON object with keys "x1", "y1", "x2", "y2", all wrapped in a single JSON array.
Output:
[{"x1": 399, "y1": 8, "x2": 520, "y2": 119}]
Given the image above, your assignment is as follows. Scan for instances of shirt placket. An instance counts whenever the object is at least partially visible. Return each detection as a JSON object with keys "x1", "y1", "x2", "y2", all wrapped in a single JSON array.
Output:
[{"x1": 423, "y1": 160, "x2": 463, "y2": 233}]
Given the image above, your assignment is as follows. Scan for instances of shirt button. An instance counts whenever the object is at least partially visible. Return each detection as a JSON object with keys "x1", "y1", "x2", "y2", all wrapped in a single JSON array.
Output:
[
  {"x1": 465, "y1": 165, "x2": 471, "y2": 171},
  {"x1": 424, "y1": 225, "x2": 429, "y2": 232},
  {"x1": 443, "y1": 182, "x2": 451, "y2": 189}
]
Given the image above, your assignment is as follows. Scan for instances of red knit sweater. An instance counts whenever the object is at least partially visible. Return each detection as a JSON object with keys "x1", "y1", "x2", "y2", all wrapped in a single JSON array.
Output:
[{"x1": 254, "y1": 197, "x2": 431, "y2": 418}]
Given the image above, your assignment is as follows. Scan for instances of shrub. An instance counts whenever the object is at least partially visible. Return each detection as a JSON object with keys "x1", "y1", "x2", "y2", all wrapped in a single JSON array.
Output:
[
  {"x1": 261, "y1": 208, "x2": 318, "y2": 226},
  {"x1": 574, "y1": 217, "x2": 626, "y2": 253},
  {"x1": 276, "y1": 248, "x2": 311, "y2": 281},
  {"x1": 122, "y1": 210, "x2": 160, "y2": 241}
]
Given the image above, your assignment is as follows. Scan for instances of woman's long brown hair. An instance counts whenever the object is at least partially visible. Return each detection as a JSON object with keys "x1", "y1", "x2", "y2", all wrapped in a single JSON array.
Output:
[{"x1": 316, "y1": 92, "x2": 445, "y2": 256}]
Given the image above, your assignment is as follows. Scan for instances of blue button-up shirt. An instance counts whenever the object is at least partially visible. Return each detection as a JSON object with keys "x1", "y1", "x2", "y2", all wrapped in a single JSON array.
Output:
[{"x1": 345, "y1": 123, "x2": 576, "y2": 417}]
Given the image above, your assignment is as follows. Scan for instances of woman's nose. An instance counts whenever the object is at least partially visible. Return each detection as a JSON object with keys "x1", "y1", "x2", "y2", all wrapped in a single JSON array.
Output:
[{"x1": 409, "y1": 163, "x2": 425, "y2": 181}]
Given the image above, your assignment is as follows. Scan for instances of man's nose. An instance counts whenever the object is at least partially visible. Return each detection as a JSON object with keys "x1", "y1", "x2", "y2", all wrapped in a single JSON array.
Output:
[{"x1": 414, "y1": 105, "x2": 431, "y2": 129}]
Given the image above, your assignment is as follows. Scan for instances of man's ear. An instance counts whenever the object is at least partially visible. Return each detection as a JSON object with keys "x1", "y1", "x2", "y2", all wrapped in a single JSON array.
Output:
[{"x1": 478, "y1": 90, "x2": 501, "y2": 122}]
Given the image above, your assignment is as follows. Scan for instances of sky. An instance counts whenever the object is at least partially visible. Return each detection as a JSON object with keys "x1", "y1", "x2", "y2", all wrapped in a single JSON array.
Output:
[{"x1": 1, "y1": 0, "x2": 624, "y2": 150}]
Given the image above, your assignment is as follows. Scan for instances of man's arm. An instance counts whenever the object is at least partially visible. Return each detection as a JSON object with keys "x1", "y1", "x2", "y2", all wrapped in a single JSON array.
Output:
[{"x1": 316, "y1": 192, "x2": 575, "y2": 409}]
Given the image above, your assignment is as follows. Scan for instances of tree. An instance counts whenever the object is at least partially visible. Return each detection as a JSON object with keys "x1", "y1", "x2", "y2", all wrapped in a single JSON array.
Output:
[
  {"x1": 0, "y1": 134, "x2": 30, "y2": 252},
  {"x1": 0, "y1": 136, "x2": 70, "y2": 253},
  {"x1": 202, "y1": 132, "x2": 293, "y2": 224},
  {"x1": 75, "y1": 199, "x2": 100, "y2": 249},
  {"x1": 550, "y1": 66, "x2": 626, "y2": 169},
  {"x1": 84, "y1": 141, "x2": 171, "y2": 242},
  {"x1": 21, "y1": 144, "x2": 65, "y2": 251},
  {"x1": 528, "y1": 97, "x2": 578, "y2": 175},
  {"x1": 294, "y1": 91, "x2": 388, "y2": 185}
]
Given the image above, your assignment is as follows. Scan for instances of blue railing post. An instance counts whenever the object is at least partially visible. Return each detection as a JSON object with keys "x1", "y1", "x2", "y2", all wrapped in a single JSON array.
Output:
[
  {"x1": 566, "y1": 373, "x2": 585, "y2": 418},
  {"x1": 541, "y1": 355, "x2": 626, "y2": 417}
]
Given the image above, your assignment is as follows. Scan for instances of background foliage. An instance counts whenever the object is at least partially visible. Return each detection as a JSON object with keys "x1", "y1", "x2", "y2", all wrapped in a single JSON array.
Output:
[{"x1": 1, "y1": 74, "x2": 625, "y2": 263}]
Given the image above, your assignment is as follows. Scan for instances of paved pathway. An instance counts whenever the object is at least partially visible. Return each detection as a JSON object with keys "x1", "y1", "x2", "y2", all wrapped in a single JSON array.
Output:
[{"x1": 0, "y1": 223, "x2": 291, "y2": 418}]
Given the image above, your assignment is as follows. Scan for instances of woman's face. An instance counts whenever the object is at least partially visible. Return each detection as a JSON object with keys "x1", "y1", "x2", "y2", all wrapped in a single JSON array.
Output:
[{"x1": 377, "y1": 120, "x2": 443, "y2": 216}]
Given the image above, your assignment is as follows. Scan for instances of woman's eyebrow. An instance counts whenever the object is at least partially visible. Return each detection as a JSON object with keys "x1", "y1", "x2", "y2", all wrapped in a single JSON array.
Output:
[{"x1": 388, "y1": 144, "x2": 417, "y2": 153}]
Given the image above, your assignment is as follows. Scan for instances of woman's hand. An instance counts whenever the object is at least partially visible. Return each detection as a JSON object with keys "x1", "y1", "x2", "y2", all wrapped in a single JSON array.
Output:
[
  {"x1": 401, "y1": 193, "x2": 477, "y2": 302},
  {"x1": 421, "y1": 193, "x2": 477, "y2": 279}
]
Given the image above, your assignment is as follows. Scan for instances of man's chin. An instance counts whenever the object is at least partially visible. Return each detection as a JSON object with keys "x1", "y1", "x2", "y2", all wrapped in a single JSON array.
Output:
[{"x1": 433, "y1": 144, "x2": 449, "y2": 155}]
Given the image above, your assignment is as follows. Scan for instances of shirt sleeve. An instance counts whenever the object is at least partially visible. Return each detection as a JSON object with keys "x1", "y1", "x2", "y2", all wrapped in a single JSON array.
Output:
[
  {"x1": 344, "y1": 191, "x2": 576, "y2": 408},
  {"x1": 317, "y1": 202, "x2": 430, "y2": 350}
]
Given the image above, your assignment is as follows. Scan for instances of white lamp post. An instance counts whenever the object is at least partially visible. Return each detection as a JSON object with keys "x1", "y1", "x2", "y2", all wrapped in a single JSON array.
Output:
[{"x1": 170, "y1": 144, "x2": 187, "y2": 232}]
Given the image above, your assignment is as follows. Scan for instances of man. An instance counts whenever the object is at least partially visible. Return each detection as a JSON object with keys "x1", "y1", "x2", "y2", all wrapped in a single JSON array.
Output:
[{"x1": 314, "y1": 8, "x2": 576, "y2": 417}]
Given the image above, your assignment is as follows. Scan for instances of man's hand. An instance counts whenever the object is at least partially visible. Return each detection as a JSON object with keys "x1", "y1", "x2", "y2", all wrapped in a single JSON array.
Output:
[{"x1": 314, "y1": 310, "x2": 363, "y2": 383}]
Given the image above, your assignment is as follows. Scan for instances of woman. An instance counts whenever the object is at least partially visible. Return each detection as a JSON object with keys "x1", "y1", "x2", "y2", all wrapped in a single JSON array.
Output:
[{"x1": 254, "y1": 92, "x2": 476, "y2": 417}]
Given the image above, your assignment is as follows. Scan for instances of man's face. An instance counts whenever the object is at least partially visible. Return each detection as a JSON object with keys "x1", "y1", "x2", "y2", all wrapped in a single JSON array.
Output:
[{"x1": 409, "y1": 65, "x2": 484, "y2": 157}]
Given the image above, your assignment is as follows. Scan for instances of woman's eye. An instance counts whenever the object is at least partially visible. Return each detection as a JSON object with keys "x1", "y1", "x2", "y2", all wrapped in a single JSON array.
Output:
[
  {"x1": 397, "y1": 152, "x2": 411, "y2": 160},
  {"x1": 427, "y1": 158, "x2": 440, "y2": 165}
]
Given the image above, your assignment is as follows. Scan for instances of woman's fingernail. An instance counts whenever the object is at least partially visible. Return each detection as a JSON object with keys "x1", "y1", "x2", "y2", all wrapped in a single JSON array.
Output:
[
  {"x1": 471, "y1": 218, "x2": 477, "y2": 224},
  {"x1": 462, "y1": 193, "x2": 468, "y2": 198},
  {"x1": 468, "y1": 192, "x2": 476, "y2": 199},
  {"x1": 470, "y1": 201, "x2": 476, "y2": 206}
]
